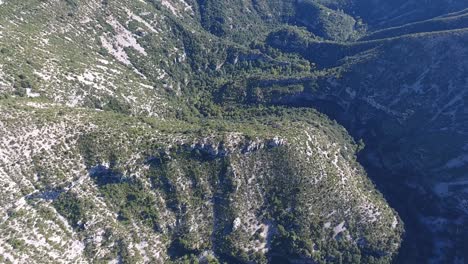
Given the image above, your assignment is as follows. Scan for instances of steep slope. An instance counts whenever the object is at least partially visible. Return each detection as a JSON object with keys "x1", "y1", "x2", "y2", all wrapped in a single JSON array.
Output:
[
  {"x1": 2, "y1": 0, "x2": 468, "y2": 263},
  {"x1": 0, "y1": 99, "x2": 402, "y2": 263},
  {"x1": 194, "y1": 0, "x2": 365, "y2": 42},
  {"x1": 362, "y1": 10, "x2": 468, "y2": 40},
  {"x1": 261, "y1": 25, "x2": 468, "y2": 263},
  {"x1": 315, "y1": 31, "x2": 468, "y2": 263},
  {"x1": 186, "y1": 1, "x2": 468, "y2": 262},
  {"x1": 316, "y1": 0, "x2": 468, "y2": 29},
  {"x1": 0, "y1": 0, "x2": 406, "y2": 263},
  {"x1": 0, "y1": 0, "x2": 177, "y2": 115}
]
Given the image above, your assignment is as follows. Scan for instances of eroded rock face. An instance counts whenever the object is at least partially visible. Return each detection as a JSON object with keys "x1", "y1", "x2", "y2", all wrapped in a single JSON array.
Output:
[{"x1": 0, "y1": 103, "x2": 401, "y2": 263}]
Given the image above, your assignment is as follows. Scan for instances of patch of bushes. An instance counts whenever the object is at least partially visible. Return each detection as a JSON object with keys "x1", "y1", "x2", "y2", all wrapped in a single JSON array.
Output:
[{"x1": 53, "y1": 192, "x2": 89, "y2": 230}]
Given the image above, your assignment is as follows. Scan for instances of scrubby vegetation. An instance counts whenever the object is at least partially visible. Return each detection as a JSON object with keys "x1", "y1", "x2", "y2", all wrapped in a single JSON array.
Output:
[{"x1": 1, "y1": 0, "x2": 467, "y2": 263}]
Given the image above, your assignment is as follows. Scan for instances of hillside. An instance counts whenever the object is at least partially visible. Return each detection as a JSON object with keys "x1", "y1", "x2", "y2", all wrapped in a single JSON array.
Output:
[
  {"x1": 0, "y1": 0, "x2": 467, "y2": 263},
  {"x1": 0, "y1": 99, "x2": 403, "y2": 263}
]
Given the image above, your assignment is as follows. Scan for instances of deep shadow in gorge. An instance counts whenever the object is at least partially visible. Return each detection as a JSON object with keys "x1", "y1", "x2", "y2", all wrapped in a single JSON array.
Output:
[
  {"x1": 357, "y1": 148, "x2": 434, "y2": 263},
  {"x1": 280, "y1": 97, "x2": 444, "y2": 263}
]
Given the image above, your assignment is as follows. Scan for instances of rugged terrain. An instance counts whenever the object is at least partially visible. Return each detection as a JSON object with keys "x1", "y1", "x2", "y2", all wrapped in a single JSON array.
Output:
[
  {"x1": 0, "y1": 100, "x2": 402, "y2": 263},
  {"x1": 0, "y1": 0, "x2": 467, "y2": 263}
]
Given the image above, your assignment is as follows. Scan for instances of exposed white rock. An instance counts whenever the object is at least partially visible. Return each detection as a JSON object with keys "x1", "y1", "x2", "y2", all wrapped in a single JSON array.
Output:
[
  {"x1": 26, "y1": 88, "x2": 40, "y2": 98},
  {"x1": 233, "y1": 217, "x2": 241, "y2": 231},
  {"x1": 126, "y1": 8, "x2": 158, "y2": 33},
  {"x1": 161, "y1": 0, "x2": 179, "y2": 16},
  {"x1": 333, "y1": 221, "x2": 346, "y2": 238},
  {"x1": 100, "y1": 15, "x2": 147, "y2": 66}
]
